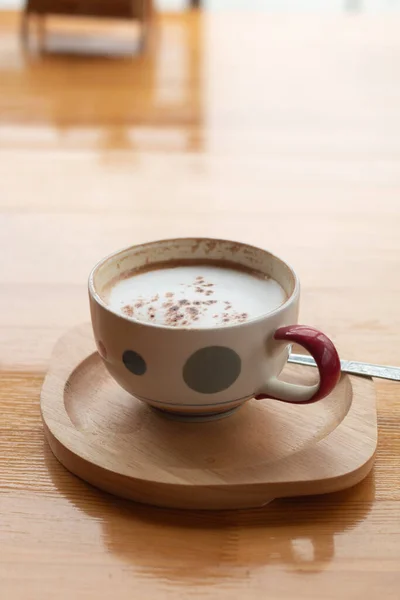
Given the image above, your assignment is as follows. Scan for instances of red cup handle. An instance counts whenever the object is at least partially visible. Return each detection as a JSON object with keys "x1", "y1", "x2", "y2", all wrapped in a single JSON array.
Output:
[{"x1": 255, "y1": 325, "x2": 341, "y2": 404}]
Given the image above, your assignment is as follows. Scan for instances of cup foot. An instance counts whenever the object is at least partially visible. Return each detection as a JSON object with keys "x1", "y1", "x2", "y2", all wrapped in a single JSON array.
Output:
[{"x1": 151, "y1": 405, "x2": 242, "y2": 423}]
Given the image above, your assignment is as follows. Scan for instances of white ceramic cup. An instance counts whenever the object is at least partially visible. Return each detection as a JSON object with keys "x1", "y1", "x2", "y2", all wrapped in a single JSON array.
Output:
[{"x1": 89, "y1": 238, "x2": 341, "y2": 418}]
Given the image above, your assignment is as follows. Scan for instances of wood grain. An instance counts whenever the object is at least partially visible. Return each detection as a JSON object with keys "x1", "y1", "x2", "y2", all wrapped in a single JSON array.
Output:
[{"x1": 0, "y1": 8, "x2": 400, "y2": 599}]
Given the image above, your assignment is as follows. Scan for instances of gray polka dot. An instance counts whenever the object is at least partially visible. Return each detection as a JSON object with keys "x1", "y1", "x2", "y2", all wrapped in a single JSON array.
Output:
[
  {"x1": 183, "y1": 346, "x2": 241, "y2": 394},
  {"x1": 123, "y1": 350, "x2": 147, "y2": 375}
]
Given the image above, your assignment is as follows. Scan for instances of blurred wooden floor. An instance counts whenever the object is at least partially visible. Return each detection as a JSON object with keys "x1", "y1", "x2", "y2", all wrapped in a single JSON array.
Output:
[{"x1": 0, "y1": 9, "x2": 400, "y2": 600}]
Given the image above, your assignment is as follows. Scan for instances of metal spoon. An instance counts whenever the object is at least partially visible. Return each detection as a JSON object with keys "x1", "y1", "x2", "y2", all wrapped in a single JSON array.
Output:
[{"x1": 288, "y1": 353, "x2": 400, "y2": 382}]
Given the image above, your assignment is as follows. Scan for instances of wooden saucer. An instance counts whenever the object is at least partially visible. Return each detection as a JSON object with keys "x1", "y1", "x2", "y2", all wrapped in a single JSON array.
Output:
[{"x1": 41, "y1": 324, "x2": 377, "y2": 510}]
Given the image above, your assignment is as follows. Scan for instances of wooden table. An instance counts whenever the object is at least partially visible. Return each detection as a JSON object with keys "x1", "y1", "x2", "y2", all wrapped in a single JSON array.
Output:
[{"x1": 0, "y1": 9, "x2": 399, "y2": 599}]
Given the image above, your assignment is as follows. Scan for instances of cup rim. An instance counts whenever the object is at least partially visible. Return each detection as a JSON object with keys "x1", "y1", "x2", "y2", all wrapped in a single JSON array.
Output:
[{"x1": 88, "y1": 237, "x2": 300, "y2": 331}]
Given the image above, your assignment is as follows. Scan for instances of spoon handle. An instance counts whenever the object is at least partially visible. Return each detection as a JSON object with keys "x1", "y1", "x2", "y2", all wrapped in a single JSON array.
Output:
[{"x1": 288, "y1": 353, "x2": 400, "y2": 382}]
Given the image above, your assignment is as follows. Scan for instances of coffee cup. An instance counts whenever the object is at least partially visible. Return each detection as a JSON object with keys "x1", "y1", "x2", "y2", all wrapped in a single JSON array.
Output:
[{"x1": 89, "y1": 237, "x2": 341, "y2": 419}]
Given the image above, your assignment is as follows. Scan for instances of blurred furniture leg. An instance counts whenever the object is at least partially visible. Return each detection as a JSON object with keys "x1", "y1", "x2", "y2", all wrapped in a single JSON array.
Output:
[
  {"x1": 20, "y1": 8, "x2": 29, "y2": 46},
  {"x1": 139, "y1": 0, "x2": 154, "y2": 51},
  {"x1": 37, "y1": 14, "x2": 46, "y2": 51}
]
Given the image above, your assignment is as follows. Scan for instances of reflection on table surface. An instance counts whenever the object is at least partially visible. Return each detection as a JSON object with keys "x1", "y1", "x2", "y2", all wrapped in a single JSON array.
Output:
[{"x1": 0, "y1": 11, "x2": 204, "y2": 153}]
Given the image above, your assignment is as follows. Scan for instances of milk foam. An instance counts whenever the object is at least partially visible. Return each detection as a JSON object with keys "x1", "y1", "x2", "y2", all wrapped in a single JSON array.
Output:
[{"x1": 107, "y1": 264, "x2": 286, "y2": 328}]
